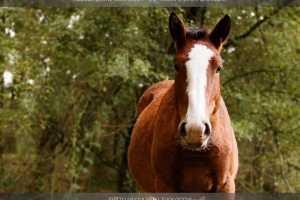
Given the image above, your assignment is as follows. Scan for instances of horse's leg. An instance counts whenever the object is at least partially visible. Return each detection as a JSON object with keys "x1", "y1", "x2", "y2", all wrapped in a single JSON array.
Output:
[
  {"x1": 217, "y1": 175, "x2": 236, "y2": 200},
  {"x1": 139, "y1": 188, "x2": 146, "y2": 193},
  {"x1": 219, "y1": 175, "x2": 235, "y2": 193}
]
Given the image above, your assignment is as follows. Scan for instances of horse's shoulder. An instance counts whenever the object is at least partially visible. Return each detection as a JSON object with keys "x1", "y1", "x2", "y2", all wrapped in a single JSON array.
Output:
[{"x1": 137, "y1": 80, "x2": 174, "y2": 116}]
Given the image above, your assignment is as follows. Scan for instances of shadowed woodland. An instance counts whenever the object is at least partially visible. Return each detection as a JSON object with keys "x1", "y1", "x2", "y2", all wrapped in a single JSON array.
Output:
[{"x1": 0, "y1": 7, "x2": 299, "y2": 193}]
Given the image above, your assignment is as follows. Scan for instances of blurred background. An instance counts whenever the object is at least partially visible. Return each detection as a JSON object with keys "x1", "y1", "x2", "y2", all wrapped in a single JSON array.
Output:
[{"x1": 0, "y1": 7, "x2": 299, "y2": 193}]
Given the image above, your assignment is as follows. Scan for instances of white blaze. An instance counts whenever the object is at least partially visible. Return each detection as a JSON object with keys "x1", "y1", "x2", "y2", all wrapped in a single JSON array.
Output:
[{"x1": 185, "y1": 44, "x2": 214, "y2": 123}]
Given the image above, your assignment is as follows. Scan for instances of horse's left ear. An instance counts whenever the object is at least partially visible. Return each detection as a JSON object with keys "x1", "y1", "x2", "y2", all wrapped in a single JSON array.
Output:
[{"x1": 209, "y1": 15, "x2": 231, "y2": 51}]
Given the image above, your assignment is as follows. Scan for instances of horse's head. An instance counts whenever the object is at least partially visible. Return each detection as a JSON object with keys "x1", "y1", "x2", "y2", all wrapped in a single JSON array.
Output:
[{"x1": 169, "y1": 12, "x2": 231, "y2": 151}]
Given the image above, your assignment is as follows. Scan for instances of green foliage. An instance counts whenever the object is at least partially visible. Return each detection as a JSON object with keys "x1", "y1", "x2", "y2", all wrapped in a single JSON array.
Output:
[
  {"x1": 219, "y1": 7, "x2": 300, "y2": 192},
  {"x1": 0, "y1": 7, "x2": 299, "y2": 193}
]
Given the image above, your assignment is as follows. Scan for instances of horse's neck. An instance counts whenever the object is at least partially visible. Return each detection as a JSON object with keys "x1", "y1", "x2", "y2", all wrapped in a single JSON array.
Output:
[
  {"x1": 159, "y1": 83, "x2": 181, "y2": 125},
  {"x1": 211, "y1": 96, "x2": 234, "y2": 145}
]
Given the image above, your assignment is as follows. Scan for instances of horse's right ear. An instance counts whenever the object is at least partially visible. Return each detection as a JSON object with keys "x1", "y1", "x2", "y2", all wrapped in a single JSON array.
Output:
[{"x1": 169, "y1": 12, "x2": 186, "y2": 46}]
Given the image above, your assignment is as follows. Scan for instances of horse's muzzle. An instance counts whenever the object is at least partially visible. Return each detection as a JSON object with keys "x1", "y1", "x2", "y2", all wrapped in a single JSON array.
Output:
[{"x1": 178, "y1": 120, "x2": 211, "y2": 149}]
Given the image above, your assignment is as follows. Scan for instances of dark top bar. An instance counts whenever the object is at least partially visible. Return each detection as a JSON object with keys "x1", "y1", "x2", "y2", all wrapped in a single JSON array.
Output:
[{"x1": 0, "y1": 0, "x2": 299, "y2": 7}]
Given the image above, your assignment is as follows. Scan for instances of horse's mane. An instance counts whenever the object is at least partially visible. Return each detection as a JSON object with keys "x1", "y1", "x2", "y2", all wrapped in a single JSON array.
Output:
[{"x1": 186, "y1": 26, "x2": 210, "y2": 40}]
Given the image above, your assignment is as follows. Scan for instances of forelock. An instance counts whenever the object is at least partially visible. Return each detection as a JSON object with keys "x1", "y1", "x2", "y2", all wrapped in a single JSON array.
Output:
[{"x1": 186, "y1": 26, "x2": 210, "y2": 40}]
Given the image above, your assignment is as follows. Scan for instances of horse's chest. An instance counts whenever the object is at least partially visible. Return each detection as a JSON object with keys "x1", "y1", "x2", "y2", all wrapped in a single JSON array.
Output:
[
  {"x1": 175, "y1": 158, "x2": 227, "y2": 192},
  {"x1": 176, "y1": 164, "x2": 210, "y2": 192}
]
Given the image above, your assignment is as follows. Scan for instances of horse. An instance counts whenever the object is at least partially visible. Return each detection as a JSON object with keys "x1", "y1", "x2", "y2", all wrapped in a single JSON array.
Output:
[{"x1": 128, "y1": 11, "x2": 238, "y2": 193}]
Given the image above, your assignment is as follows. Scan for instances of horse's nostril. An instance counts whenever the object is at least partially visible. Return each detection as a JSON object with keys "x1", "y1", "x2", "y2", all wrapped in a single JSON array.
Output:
[
  {"x1": 179, "y1": 121, "x2": 187, "y2": 138},
  {"x1": 204, "y1": 123, "x2": 211, "y2": 136}
]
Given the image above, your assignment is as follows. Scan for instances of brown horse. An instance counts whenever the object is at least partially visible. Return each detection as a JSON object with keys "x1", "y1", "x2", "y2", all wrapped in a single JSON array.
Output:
[{"x1": 128, "y1": 12, "x2": 238, "y2": 193}]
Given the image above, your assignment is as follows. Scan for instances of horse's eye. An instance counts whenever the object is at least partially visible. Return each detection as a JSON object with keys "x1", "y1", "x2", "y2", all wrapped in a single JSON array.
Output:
[
  {"x1": 216, "y1": 66, "x2": 222, "y2": 73},
  {"x1": 174, "y1": 65, "x2": 179, "y2": 71}
]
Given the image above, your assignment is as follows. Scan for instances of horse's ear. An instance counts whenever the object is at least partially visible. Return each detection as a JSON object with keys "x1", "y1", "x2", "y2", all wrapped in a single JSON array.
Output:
[
  {"x1": 209, "y1": 15, "x2": 231, "y2": 51},
  {"x1": 169, "y1": 11, "x2": 186, "y2": 47}
]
